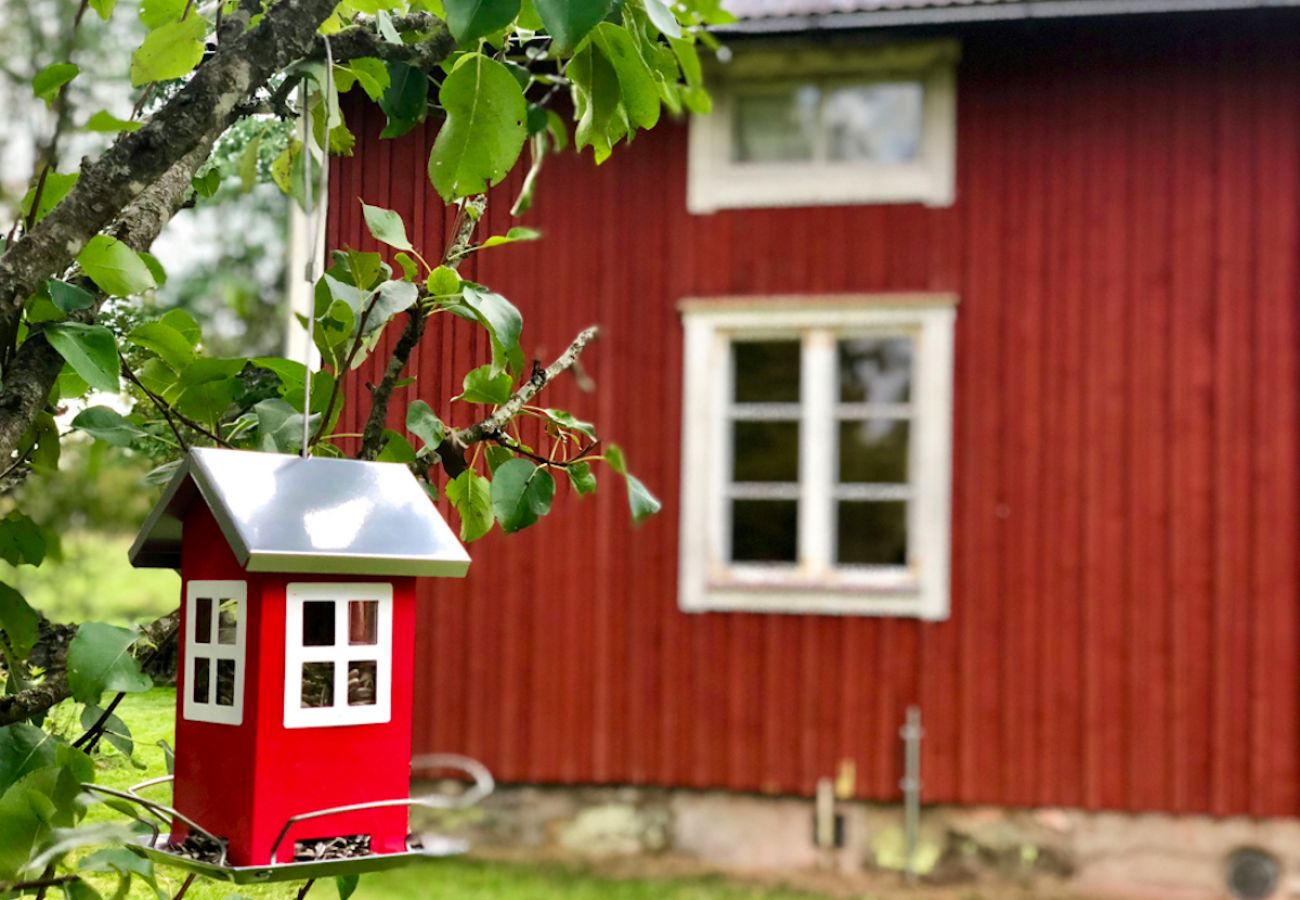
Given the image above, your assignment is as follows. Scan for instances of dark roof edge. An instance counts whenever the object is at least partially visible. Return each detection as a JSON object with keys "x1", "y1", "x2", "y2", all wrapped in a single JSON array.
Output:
[{"x1": 722, "y1": 0, "x2": 1300, "y2": 32}]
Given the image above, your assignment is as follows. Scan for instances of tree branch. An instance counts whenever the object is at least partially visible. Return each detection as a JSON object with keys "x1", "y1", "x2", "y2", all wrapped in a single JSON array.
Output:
[
  {"x1": 452, "y1": 326, "x2": 600, "y2": 450},
  {"x1": 319, "y1": 13, "x2": 453, "y2": 69},
  {"x1": 357, "y1": 197, "x2": 485, "y2": 461},
  {"x1": 0, "y1": 611, "x2": 179, "y2": 729}
]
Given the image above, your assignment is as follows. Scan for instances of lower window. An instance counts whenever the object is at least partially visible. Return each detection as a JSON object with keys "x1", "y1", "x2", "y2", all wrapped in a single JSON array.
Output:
[
  {"x1": 183, "y1": 580, "x2": 246, "y2": 725},
  {"x1": 284, "y1": 583, "x2": 392, "y2": 728},
  {"x1": 678, "y1": 297, "x2": 956, "y2": 618}
]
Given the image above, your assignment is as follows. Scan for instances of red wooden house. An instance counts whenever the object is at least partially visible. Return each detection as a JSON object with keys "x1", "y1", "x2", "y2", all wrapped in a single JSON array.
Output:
[
  {"x1": 129, "y1": 448, "x2": 470, "y2": 867},
  {"x1": 332, "y1": 0, "x2": 1300, "y2": 890}
]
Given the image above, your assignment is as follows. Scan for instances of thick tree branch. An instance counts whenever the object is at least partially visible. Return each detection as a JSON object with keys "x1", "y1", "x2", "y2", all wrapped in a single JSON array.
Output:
[
  {"x1": 320, "y1": 13, "x2": 454, "y2": 69},
  {"x1": 0, "y1": 138, "x2": 218, "y2": 470}
]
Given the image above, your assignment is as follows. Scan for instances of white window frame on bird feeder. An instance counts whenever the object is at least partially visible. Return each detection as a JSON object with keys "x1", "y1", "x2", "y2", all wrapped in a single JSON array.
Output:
[
  {"x1": 283, "y1": 582, "x2": 394, "y2": 729},
  {"x1": 183, "y1": 580, "x2": 248, "y2": 726}
]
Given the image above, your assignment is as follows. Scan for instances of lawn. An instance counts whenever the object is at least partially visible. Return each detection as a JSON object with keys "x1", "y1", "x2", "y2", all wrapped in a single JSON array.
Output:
[{"x1": 79, "y1": 690, "x2": 825, "y2": 900}]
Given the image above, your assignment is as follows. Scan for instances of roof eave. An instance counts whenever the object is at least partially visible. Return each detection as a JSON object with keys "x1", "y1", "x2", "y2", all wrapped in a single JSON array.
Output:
[{"x1": 721, "y1": 0, "x2": 1300, "y2": 33}]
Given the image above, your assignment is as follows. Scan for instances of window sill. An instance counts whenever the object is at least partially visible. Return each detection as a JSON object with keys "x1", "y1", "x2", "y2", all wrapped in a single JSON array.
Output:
[{"x1": 682, "y1": 576, "x2": 945, "y2": 619}]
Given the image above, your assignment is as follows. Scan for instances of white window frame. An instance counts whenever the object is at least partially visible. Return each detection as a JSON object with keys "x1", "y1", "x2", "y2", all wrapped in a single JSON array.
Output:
[
  {"x1": 284, "y1": 582, "x2": 393, "y2": 729},
  {"x1": 678, "y1": 295, "x2": 956, "y2": 619},
  {"x1": 183, "y1": 580, "x2": 247, "y2": 726},
  {"x1": 687, "y1": 40, "x2": 959, "y2": 213}
]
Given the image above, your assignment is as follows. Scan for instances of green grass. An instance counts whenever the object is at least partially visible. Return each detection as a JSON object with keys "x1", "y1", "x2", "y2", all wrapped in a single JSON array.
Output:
[{"x1": 81, "y1": 690, "x2": 825, "y2": 900}]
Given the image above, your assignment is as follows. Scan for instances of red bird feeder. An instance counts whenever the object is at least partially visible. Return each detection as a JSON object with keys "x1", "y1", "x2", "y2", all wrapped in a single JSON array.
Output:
[{"x1": 96, "y1": 448, "x2": 487, "y2": 883}]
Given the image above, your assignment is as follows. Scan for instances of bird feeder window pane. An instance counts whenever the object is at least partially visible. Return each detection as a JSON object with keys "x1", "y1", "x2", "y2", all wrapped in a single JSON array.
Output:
[
  {"x1": 193, "y1": 597, "x2": 212, "y2": 644},
  {"x1": 192, "y1": 658, "x2": 211, "y2": 704},
  {"x1": 302, "y1": 601, "x2": 335, "y2": 647},
  {"x1": 347, "y1": 660, "x2": 378, "y2": 706},
  {"x1": 301, "y1": 662, "x2": 334, "y2": 708},
  {"x1": 348, "y1": 600, "x2": 378, "y2": 646},
  {"x1": 216, "y1": 599, "x2": 238, "y2": 644},
  {"x1": 215, "y1": 659, "x2": 236, "y2": 706}
]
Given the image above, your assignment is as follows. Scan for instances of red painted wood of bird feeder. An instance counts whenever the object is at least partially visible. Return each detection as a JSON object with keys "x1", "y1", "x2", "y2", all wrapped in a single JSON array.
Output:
[{"x1": 109, "y1": 448, "x2": 481, "y2": 882}]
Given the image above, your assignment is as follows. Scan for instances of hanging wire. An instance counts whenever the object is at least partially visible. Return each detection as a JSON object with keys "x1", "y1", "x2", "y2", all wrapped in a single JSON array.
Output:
[{"x1": 299, "y1": 37, "x2": 333, "y2": 458}]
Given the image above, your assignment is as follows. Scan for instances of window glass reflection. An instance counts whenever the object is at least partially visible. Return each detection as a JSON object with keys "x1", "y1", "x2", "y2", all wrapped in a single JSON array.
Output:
[
  {"x1": 824, "y1": 82, "x2": 924, "y2": 163},
  {"x1": 347, "y1": 661, "x2": 378, "y2": 706},
  {"x1": 839, "y1": 420, "x2": 909, "y2": 484},
  {"x1": 733, "y1": 88, "x2": 818, "y2": 163},
  {"x1": 733, "y1": 421, "x2": 800, "y2": 482},
  {"x1": 838, "y1": 337, "x2": 912, "y2": 404},
  {"x1": 302, "y1": 600, "x2": 335, "y2": 647},
  {"x1": 837, "y1": 501, "x2": 908, "y2": 565},
  {"x1": 733, "y1": 341, "x2": 801, "y2": 403},
  {"x1": 301, "y1": 662, "x2": 334, "y2": 708}
]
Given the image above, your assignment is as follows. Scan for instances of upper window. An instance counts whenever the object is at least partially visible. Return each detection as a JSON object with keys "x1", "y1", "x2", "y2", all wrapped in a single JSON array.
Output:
[
  {"x1": 284, "y1": 583, "x2": 392, "y2": 729},
  {"x1": 678, "y1": 297, "x2": 956, "y2": 619},
  {"x1": 687, "y1": 41, "x2": 958, "y2": 213},
  {"x1": 184, "y1": 580, "x2": 246, "y2": 725}
]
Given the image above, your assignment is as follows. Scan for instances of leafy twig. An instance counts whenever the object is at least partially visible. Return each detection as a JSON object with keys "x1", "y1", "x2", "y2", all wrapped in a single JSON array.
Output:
[{"x1": 119, "y1": 352, "x2": 233, "y2": 449}]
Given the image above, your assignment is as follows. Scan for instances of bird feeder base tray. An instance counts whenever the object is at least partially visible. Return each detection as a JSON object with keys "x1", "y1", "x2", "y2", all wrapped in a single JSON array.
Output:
[{"x1": 134, "y1": 834, "x2": 469, "y2": 884}]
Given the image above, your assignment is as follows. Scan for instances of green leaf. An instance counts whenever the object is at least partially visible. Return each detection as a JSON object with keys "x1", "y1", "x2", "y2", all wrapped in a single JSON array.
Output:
[
  {"x1": 20, "y1": 172, "x2": 77, "y2": 225},
  {"x1": 139, "y1": 0, "x2": 186, "y2": 28},
  {"x1": 67, "y1": 623, "x2": 152, "y2": 705},
  {"x1": 127, "y1": 321, "x2": 195, "y2": 370},
  {"x1": 47, "y1": 279, "x2": 94, "y2": 313},
  {"x1": 445, "y1": 469, "x2": 493, "y2": 542},
  {"x1": 591, "y1": 23, "x2": 661, "y2": 131},
  {"x1": 44, "y1": 323, "x2": 120, "y2": 393},
  {"x1": 361, "y1": 202, "x2": 413, "y2": 252},
  {"x1": 426, "y1": 265, "x2": 461, "y2": 297},
  {"x1": 160, "y1": 308, "x2": 201, "y2": 347},
  {"x1": 336, "y1": 875, "x2": 360, "y2": 900},
  {"x1": 394, "y1": 252, "x2": 419, "y2": 281},
  {"x1": 546, "y1": 408, "x2": 596, "y2": 439},
  {"x1": 642, "y1": 0, "x2": 682, "y2": 37},
  {"x1": 130, "y1": 12, "x2": 206, "y2": 87},
  {"x1": 253, "y1": 398, "x2": 319, "y2": 454},
  {"x1": 76, "y1": 235, "x2": 156, "y2": 297},
  {"x1": 361, "y1": 281, "x2": 419, "y2": 337},
  {"x1": 458, "y1": 365, "x2": 513, "y2": 405},
  {"x1": 568, "y1": 461, "x2": 597, "y2": 496},
  {"x1": 534, "y1": 0, "x2": 610, "y2": 52},
  {"x1": 346, "y1": 58, "x2": 390, "y2": 101},
  {"x1": 33, "y1": 63, "x2": 79, "y2": 104},
  {"x1": 85, "y1": 110, "x2": 141, "y2": 133},
  {"x1": 569, "y1": 41, "x2": 623, "y2": 162},
  {"x1": 192, "y1": 168, "x2": 221, "y2": 199},
  {"x1": 80, "y1": 846, "x2": 164, "y2": 900},
  {"x1": 625, "y1": 472, "x2": 661, "y2": 522},
  {"x1": 427, "y1": 53, "x2": 527, "y2": 202},
  {"x1": 88, "y1": 0, "x2": 116, "y2": 19},
  {"x1": 490, "y1": 458, "x2": 555, "y2": 533},
  {"x1": 71, "y1": 407, "x2": 146, "y2": 448},
  {"x1": 445, "y1": 0, "x2": 520, "y2": 44},
  {"x1": 485, "y1": 444, "x2": 513, "y2": 473},
  {"x1": 605, "y1": 442, "x2": 627, "y2": 474},
  {"x1": 406, "y1": 400, "x2": 446, "y2": 451},
  {"x1": 0, "y1": 725, "x2": 56, "y2": 793},
  {"x1": 377, "y1": 430, "x2": 417, "y2": 463},
  {"x1": 0, "y1": 583, "x2": 40, "y2": 658},
  {"x1": 378, "y1": 62, "x2": 429, "y2": 139},
  {"x1": 481, "y1": 226, "x2": 542, "y2": 248},
  {"x1": 460, "y1": 284, "x2": 523, "y2": 371},
  {"x1": 0, "y1": 513, "x2": 46, "y2": 567},
  {"x1": 79, "y1": 704, "x2": 133, "y2": 758}
]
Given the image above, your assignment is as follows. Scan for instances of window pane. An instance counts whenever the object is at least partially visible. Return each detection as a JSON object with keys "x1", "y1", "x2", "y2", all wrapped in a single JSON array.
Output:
[
  {"x1": 731, "y1": 499, "x2": 798, "y2": 562},
  {"x1": 732, "y1": 421, "x2": 799, "y2": 482},
  {"x1": 301, "y1": 662, "x2": 335, "y2": 708},
  {"x1": 839, "y1": 420, "x2": 909, "y2": 483},
  {"x1": 348, "y1": 600, "x2": 378, "y2": 646},
  {"x1": 347, "y1": 660, "x2": 378, "y2": 706},
  {"x1": 302, "y1": 601, "x2": 335, "y2": 647},
  {"x1": 839, "y1": 337, "x2": 912, "y2": 404},
  {"x1": 824, "y1": 82, "x2": 924, "y2": 163},
  {"x1": 215, "y1": 659, "x2": 236, "y2": 707},
  {"x1": 192, "y1": 658, "x2": 211, "y2": 705},
  {"x1": 732, "y1": 87, "x2": 818, "y2": 163},
  {"x1": 216, "y1": 599, "x2": 238, "y2": 644},
  {"x1": 193, "y1": 597, "x2": 212, "y2": 644},
  {"x1": 837, "y1": 501, "x2": 907, "y2": 565},
  {"x1": 733, "y1": 341, "x2": 800, "y2": 403}
]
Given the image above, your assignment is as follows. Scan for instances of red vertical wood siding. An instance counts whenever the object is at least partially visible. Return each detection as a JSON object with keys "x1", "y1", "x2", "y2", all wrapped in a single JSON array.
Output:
[{"x1": 333, "y1": 17, "x2": 1300, "y2": 816}]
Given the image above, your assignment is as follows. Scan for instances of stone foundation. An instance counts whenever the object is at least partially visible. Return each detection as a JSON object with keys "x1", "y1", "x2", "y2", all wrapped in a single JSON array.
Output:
[{"x1": 413, "y1": 783, "x2": 1300, "y2": 898}]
